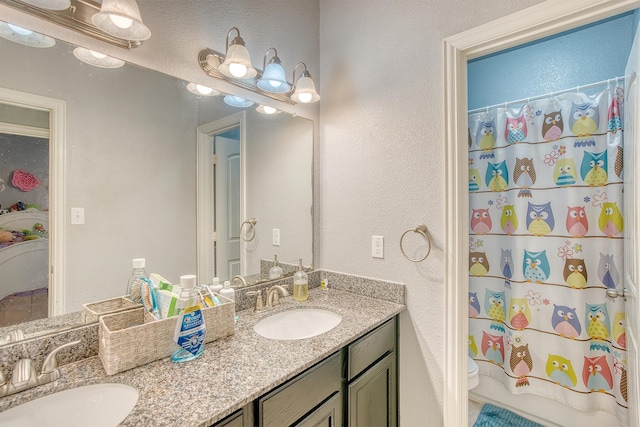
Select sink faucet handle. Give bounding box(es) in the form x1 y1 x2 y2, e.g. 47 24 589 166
246 290 266 312
10 359 38 391
41 340 81 374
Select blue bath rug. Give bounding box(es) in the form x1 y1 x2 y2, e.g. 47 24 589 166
473 403 543 427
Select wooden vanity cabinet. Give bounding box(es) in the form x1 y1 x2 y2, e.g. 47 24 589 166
210 316 397 427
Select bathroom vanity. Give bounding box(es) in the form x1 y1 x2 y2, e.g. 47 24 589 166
0 282 405 427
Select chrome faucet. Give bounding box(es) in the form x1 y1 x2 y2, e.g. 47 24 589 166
231 275 248 287
266 285 289 308
0 339 80 397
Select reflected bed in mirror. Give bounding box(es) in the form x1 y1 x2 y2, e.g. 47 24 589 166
0 28 313 342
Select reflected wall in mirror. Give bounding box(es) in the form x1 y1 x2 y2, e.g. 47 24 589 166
0 29 313 342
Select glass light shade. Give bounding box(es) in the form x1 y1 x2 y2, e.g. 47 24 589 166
256 105 281 115
20 0 70 10
73 47 125 68
219 44 257 79
257 62 291 93
92 0 151 42
291 76 320 103
0 22 55 48
186 83 220 97
224 95 254 108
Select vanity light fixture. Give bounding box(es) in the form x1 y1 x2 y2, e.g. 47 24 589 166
20 0 70 10
291 62 320 104
91 0 151 42
256 104 281 115
73 47 125 68
218 27 257 80
224 95 254 108
186 83 220 97
0 21 55 47
256 48 291 93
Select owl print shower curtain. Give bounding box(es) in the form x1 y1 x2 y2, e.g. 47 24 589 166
468 85 627 422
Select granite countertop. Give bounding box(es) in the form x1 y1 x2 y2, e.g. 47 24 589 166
0 286 405 427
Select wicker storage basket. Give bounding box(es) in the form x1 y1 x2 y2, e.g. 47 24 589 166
98 295 235 375
82 297 142 323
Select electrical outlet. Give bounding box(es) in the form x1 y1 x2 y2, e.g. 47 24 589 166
70 207 85 225
372 235 384 258
273 228 281 246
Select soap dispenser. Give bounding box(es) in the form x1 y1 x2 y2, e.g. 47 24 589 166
293 259 308 301
269 255 283 279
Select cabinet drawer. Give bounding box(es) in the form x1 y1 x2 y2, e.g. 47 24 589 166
259 351 342 426
347 318 396 380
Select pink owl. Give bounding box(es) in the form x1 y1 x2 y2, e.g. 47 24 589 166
582 355 613 392
505 115 527 144
481 331 504 366
566 206 588 238
471 208 492 235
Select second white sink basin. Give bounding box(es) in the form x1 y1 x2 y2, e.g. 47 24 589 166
254 308 342 340
0 383 138 427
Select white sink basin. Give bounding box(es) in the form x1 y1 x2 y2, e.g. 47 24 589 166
254 308 342 340
0 383 138 427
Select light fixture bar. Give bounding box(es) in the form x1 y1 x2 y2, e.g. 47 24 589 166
198 48 296 105
0 0 142 48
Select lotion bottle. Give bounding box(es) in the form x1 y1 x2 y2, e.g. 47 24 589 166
209 277 223 294
220 280 236 301
269 255 283 279
293 259 308 301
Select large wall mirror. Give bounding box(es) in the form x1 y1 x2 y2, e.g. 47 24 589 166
0 28 313 341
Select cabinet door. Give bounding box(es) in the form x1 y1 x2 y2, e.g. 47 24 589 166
348 352 396 427
211 409 244 427
295 391 342 427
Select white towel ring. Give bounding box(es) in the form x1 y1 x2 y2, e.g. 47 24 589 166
400 224 431 263
240 218 257 242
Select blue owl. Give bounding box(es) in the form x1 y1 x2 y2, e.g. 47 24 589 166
523 249 550 283
570 101 599 137
585 303 610 341
485 160 509 192
526 202 555 236
500 248 513 279
551 304 581 339
580 150 608 186
469 292 481 318
476 118 496 151
484 290 506 323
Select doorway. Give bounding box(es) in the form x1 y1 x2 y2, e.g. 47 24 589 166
443 1 640 426
0 88 65 319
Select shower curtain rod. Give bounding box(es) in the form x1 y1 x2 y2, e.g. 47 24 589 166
468 75 626 114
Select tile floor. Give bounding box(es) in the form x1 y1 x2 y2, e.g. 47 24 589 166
0 288 48 327
469 399 484 426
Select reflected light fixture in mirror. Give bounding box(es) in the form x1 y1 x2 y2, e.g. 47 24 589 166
73 47 125 68
219 27 257 80
291 62 320 104
91 0 151 41
257 48 291 93
256 104 281 115
0 21 55 47
20 0 69 10
224 95 254 108
186 82 220 97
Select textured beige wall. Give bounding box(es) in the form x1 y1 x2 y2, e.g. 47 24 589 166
318 1 544 424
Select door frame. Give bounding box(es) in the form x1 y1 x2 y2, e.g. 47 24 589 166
443 0 640 425
196 111 246 283
0 87 66 316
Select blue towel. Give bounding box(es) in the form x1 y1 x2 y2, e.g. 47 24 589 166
473 403 543 427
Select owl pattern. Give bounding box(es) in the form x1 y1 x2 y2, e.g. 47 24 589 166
523 249 550 283
582 355 613 392
505 114 528 144
471 208 492 235
510 343 533 387
468 88 625 403
526 202 554 236
542 110 563 141
565 206 588 238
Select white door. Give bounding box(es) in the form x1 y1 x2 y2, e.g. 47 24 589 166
624 25 640 426
214 134 241 280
